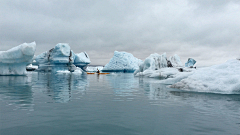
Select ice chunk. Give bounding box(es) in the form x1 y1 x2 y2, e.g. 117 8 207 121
102 51 143 73
74 52 91 70
86 66 104 72
169 54 183 67
170 59 240 94
51 43 74 64
26 64 38 71
138 53 168 73
185 58 196 67
0 42 36 75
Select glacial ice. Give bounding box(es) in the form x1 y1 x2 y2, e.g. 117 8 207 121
74 52 91 70
185 58 196 67
0 42 36 75
169 54 183 67
34 43 90 72
169 59 240 93
102 51 143 72
134 53 186 78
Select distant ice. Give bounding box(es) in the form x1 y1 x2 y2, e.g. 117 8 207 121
102 51 142 72
185 58 196 67
0 42 36 75
86 66 104 72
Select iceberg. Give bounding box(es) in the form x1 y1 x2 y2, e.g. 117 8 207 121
134 53 187 78
0 42 36 75
185 58 196 67
34 43 90 72
74 52 91 71
169 54 183 67
169 59 240 93
102 51 143 73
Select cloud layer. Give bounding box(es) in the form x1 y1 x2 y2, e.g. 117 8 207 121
1 0 239 66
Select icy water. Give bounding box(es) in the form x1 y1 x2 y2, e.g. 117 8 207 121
0 72 240 135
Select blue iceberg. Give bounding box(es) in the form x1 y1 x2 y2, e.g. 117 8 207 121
185 58 196 67
34 43 90 72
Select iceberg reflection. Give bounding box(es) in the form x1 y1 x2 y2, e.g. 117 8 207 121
36 72 88 103
105 73 139 97
0 75 34 110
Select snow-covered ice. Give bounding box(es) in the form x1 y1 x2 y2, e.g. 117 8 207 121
134 53 186 78
185 58 196 67
0 42 36 75
169 54 183 67
102 51 142 72
169 59 240 94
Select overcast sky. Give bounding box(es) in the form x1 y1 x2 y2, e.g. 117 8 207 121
1 0 239 66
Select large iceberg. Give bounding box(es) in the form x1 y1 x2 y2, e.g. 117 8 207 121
34 43 90 72
0 42 36 75
169 59 240 93
102 51 143 73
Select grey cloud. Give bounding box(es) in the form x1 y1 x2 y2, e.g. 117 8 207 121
0 0 239 66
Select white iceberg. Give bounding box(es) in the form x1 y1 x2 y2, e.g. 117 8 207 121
34 43 90 72
169 59 240 94
0 42 36 75
168 54 183 67
134 53 187 78
102 51 143 73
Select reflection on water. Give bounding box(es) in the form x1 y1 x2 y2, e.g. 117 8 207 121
0 74 34 110
36 72 88 103
0 73 240 135
104 73 139 97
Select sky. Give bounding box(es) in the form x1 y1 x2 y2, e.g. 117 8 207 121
0 0 240 66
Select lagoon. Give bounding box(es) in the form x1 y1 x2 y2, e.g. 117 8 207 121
0 72 239 135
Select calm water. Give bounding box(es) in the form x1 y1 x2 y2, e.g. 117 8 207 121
0 72 240 135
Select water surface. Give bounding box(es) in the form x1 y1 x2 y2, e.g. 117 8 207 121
0 72 240 135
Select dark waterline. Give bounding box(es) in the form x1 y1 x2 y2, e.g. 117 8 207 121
0 72 240 135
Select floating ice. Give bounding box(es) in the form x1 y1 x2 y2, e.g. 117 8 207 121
169 59 240 93
86 66 104 72
74 52 91 70
185 58 196 67
0 42 36 75
34 43 90 72
102 51 142 73
169 54 183 67
134 53 185 78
